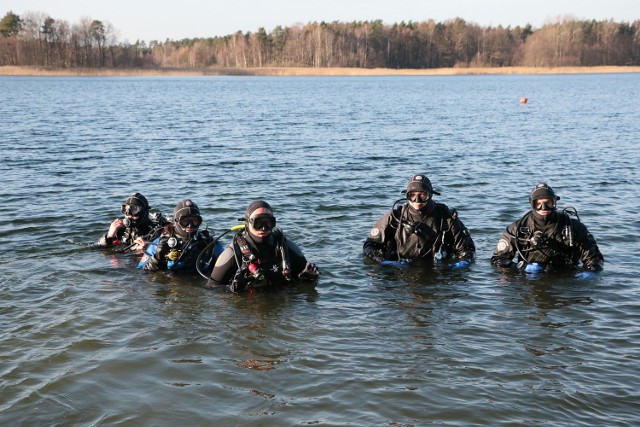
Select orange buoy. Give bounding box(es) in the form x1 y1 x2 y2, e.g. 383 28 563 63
519 97 528 104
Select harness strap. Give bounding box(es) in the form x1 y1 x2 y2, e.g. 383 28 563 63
229 230 289 291
392 203 453 259
276 234 292 281
514 213 574 264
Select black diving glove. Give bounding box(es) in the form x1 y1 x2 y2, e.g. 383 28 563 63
298 262 320 281
365 249 385 263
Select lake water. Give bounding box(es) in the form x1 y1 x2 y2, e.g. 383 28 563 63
1 73 639 426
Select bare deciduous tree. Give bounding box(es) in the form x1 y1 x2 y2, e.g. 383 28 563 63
1 11 639 69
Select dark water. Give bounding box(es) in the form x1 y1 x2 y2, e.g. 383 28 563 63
1 74 639 426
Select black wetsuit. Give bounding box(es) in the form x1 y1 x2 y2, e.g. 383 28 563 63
141 228 213 272
208 228 316 292
363 201 475 263
491 211 604 272
97 216 161 249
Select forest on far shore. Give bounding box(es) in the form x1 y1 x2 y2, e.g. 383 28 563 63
1 10 639 70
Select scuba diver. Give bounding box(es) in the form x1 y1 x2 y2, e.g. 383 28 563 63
97 192 164 252
207 200 319 293
363 174 476 269
138 199 222 272
491 183 604 279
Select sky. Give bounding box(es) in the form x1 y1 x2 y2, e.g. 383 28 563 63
2 0 638 43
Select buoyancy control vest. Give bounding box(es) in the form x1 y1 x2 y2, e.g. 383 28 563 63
138 229 213 271
228 228 292 292
390 202 459 260
512 210 577 266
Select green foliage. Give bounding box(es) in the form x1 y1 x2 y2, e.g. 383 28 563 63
0 11 22 37
89 20 105 42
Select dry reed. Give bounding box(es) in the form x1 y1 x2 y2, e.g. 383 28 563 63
2 65 639 77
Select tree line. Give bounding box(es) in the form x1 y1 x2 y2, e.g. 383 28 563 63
2 10 639 69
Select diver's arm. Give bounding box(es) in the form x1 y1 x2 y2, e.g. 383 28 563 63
207 246 237 287
450 214 476 263
573 220 604 272
491 223 519 269
363 210 394 261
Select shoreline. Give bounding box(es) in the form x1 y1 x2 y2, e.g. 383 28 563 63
1 65 639 77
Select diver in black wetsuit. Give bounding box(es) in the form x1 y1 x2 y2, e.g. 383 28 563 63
97 192 163 252
491 183 604 278
363 174 475 269
207 200 319 293
139 199 218 272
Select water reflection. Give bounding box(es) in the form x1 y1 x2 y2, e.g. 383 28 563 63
366 261 469 286
493 271 596 362
496 272 594 313
98 251 144 270
365 263 471 338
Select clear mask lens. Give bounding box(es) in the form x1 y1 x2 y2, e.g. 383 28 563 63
122 203 143 216
179 215 202 228
251 216 276 231
407 192 430 203
534 200 556 211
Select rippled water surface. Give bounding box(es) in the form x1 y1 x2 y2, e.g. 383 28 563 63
1 74 639 425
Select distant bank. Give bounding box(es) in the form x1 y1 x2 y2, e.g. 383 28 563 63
1 65 640 77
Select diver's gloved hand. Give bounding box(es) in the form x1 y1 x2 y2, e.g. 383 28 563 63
524 262 543 273
298 262 320 280
450 260 470 270
370 254 384 263
363 248 383 263
166 249 181 261
575 271 598 280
